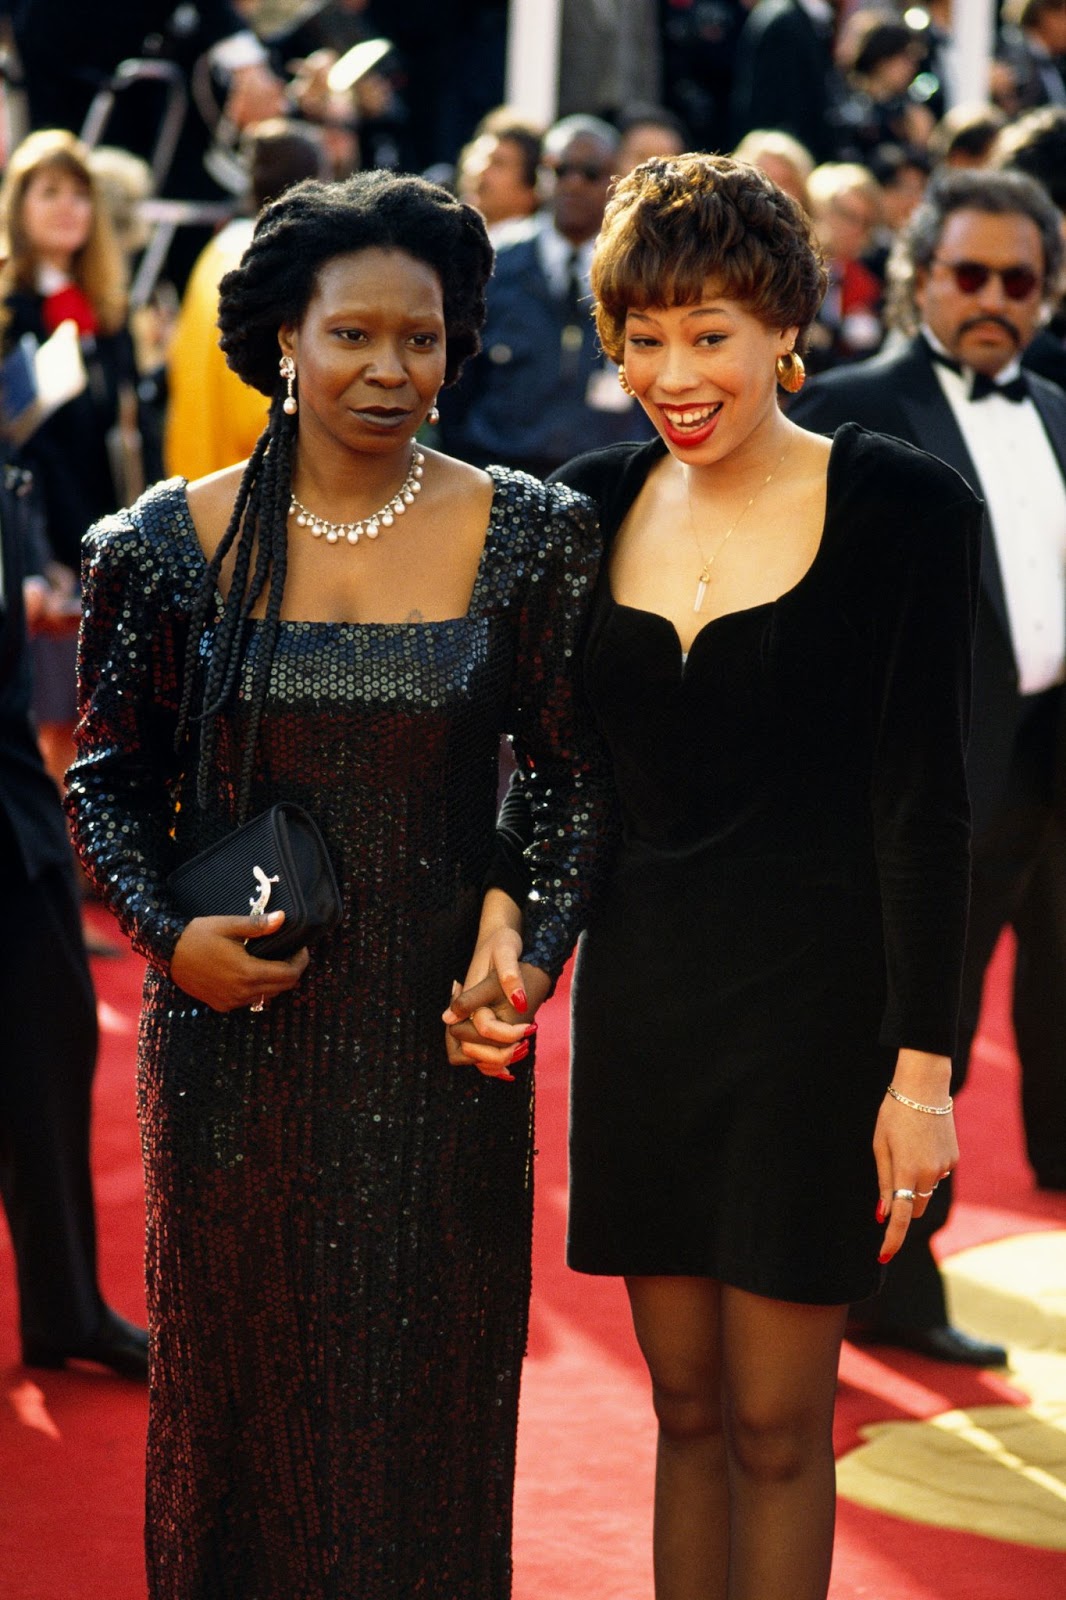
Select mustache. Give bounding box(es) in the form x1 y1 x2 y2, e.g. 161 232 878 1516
957 314 1021 345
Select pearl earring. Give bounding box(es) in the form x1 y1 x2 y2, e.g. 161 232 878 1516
428 397 440 426
280 354 298 416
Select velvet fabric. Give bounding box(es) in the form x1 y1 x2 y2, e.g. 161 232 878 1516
551 423 981 1304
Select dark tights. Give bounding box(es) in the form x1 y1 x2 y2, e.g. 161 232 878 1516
626 1276 848 1600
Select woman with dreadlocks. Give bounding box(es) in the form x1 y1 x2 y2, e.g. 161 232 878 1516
65 170 610 1599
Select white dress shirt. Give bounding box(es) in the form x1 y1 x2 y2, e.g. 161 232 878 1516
924 329 1066 695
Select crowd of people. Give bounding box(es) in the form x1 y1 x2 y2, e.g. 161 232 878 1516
1 3 1065 1599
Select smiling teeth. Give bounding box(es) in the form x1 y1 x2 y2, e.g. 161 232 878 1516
664 405 721 425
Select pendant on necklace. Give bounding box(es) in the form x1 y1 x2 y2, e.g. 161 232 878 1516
694 568 711 613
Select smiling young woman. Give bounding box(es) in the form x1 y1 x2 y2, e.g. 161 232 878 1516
65 170 613 1600
449 152 983 1600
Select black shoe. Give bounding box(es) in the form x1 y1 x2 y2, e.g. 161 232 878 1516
22 1307 148 1381
858 1322 1007 1367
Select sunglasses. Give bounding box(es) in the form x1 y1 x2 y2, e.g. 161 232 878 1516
551 162 610 182
932 258 1041 300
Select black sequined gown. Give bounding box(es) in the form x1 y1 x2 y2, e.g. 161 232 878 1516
66 470 609 1600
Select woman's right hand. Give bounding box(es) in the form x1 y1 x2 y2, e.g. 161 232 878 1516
170 911 309 1012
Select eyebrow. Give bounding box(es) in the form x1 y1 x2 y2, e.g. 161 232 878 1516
628 305 734 323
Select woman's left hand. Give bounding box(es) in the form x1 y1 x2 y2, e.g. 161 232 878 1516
443 921 549 1080
872 1049 959 1262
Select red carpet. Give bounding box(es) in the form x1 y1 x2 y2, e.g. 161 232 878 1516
1 916 1064 1599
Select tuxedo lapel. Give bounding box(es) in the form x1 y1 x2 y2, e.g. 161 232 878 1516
893 338 1011 637
1030 380 1066 478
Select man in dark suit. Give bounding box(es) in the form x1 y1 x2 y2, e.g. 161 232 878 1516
730 0 844 164
438 114 650 476
0 458 147 1379
790 167 1066 1365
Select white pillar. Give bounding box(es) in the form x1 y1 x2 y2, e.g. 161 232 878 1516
950 0 997 106
505 0 562 128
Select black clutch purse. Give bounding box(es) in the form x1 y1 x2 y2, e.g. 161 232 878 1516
166 802 343 960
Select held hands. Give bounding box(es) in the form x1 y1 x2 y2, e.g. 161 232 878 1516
442 919 550 1081
873 1048 959 1263
170 911 309 1013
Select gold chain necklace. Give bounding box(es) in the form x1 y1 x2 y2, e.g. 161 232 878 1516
289 447 425 545
687 438 794 612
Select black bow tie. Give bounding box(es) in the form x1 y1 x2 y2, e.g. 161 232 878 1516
929 348 1028 403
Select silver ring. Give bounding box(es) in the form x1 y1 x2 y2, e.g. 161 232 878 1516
250 996 266 1013
892 1188 916 1203
916 1188 935 1198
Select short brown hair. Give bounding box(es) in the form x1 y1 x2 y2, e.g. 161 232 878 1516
591 153 827 361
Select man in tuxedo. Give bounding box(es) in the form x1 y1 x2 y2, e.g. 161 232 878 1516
730 0 844 164
790 167 1066 1365
0 459 147 1379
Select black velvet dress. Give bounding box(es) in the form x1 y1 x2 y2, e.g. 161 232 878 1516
552 424 981 1305
66 469 612 1599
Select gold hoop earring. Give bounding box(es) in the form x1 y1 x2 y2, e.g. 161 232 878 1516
279 354 298 415
618 367 635 397
775 350 806 393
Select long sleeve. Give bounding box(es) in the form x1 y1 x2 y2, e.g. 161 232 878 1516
65 490 197 969
502 480 620 980
870 491 982 1056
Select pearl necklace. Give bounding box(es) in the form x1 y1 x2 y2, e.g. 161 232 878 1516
289 448 425 545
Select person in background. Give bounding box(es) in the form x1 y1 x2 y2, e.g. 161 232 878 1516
805 160 885 370
8 0 286 292
731 0 845 165
791 169 1066 1341
437 114 650 478
165 117 329 480
926 102 1008 169
455 112 543 240
834 8 934 163
614 102 688 176
999 0 1066 112
0 128 138 799
865 142 932 285
993 104 1066 389
0 449 147 1381
733 127 816 212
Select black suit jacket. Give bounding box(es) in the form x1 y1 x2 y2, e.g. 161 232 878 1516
789 334 1066 833
0 466 74 884
730 0 840 162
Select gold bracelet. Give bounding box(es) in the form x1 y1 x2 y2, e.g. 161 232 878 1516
886 1083 954 1116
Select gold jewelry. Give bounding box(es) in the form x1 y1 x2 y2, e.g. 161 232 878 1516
775 349 806 393
618 366 636 397
289 447 425 545
687 438 793 613
279 353 298 415
885 1083 954 1116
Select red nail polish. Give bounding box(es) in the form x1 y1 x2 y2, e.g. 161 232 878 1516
512 988 528 1013
522 1023 538 1037
875 1201 887 1223
499 1070 515 1083
878 1251 891 1264
511 1040 530 1063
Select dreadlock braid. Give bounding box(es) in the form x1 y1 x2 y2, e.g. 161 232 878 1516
174 398 295 820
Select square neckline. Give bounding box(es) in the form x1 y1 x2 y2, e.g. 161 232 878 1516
605 429 840 671
169 465 520 629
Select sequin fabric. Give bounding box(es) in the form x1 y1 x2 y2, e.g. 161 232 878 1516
66 468 611 1599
